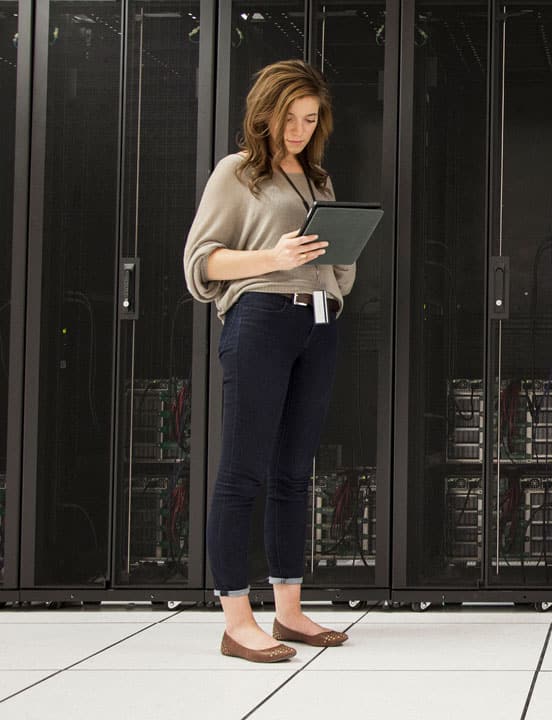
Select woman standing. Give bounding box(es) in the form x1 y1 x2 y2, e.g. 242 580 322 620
184 60 354 662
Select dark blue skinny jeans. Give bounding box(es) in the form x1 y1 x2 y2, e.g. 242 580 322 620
207 292 338 596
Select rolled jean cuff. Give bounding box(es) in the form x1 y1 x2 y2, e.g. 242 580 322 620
268 576 303 585
214 585 250 598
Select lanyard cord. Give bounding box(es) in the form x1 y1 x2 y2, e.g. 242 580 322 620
278 167 316 211
278 166 323 290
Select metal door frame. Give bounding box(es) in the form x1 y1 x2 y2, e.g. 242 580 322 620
2 0 34 595
19 0 51 589
392 0 494 594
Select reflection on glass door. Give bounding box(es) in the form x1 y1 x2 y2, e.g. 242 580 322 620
227 2 305 149
489 3 552 585
115 3 200 586
0 2 19 584
403 2 488 587
306 1 388 587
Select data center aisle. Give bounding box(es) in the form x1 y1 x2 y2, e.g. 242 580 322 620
0 603 551 719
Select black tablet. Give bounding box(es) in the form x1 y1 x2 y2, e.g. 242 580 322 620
298 201 384 265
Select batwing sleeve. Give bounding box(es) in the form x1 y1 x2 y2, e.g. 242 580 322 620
183 156 243 302
333 263 356 296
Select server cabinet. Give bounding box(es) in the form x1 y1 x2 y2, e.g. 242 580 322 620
206 0 397 601
393 0 552 607
0 0 32 599
18 0 211 600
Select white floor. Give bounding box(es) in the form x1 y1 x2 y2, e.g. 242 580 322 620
0 601 551 719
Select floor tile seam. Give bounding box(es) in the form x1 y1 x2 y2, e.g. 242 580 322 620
0 622 159 626
0 619 536 623
0 617 362 624
302 667 540 672
65 667 300 672
300 666 536 675
355 620 552 624
520 623 552 720
0 669 60 673
0 613 198 620
0 608 183 705
353 623 551 627
0 667 540 674
62 667 541 673
239 602 382 719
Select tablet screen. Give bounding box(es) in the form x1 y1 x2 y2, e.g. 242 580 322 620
299 201 384 265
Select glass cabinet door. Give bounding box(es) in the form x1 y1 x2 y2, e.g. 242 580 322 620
114 2 203 587
488 2 552 586
22 1 122 586
305 1 391 588
396 1 488 588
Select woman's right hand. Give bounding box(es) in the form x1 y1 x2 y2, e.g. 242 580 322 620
269 230 329 271
205 231 329 282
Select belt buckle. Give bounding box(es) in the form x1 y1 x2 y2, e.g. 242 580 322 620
292 293 309 307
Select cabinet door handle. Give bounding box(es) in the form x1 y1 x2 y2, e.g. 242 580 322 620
490 256 509 320
120 257 140 320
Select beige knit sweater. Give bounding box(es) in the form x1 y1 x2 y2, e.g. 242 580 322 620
183 153 356 321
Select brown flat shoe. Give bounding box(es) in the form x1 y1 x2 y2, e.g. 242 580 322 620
220 631 296 663
273 618 348 647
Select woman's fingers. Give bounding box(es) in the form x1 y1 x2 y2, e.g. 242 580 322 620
273 230 328 269
295 235 328 260
298 246 326 263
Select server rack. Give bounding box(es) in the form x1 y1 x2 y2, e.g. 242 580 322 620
3 0 550 612
3 0 214 605
392 0 552 612
1 0 397 608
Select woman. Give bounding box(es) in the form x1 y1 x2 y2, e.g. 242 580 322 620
184 59 355 663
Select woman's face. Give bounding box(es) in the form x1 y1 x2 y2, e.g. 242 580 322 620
269 95 320 159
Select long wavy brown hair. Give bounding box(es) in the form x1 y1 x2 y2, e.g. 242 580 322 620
236 60 333 195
